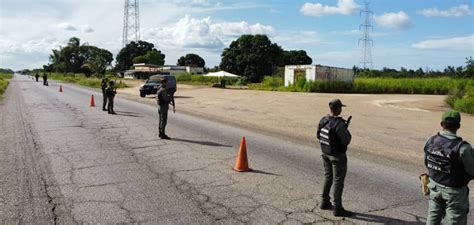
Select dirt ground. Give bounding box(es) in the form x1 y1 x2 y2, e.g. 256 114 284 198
118 79 474 165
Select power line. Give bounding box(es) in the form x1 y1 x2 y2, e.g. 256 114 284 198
123 0 141 47
359 0 374 69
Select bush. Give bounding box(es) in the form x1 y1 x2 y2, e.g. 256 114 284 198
49 73 128 89
0 73 13 97
175 73 241 86
446 83 474 115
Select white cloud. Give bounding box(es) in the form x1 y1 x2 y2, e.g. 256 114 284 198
420 4 474 17
57 22 78 31
0 36 64 57
143 15 276 51
82 25 94 33
411 35 474 51
374 11 412 30
57 22 95 33
300 0 360 17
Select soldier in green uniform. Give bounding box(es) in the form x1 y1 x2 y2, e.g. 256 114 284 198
317 99 353 217
424 110 473 225
157 79 173 139
106 81 116 114
101 78 108 111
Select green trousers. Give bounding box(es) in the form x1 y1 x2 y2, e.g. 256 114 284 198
158 104 169 135
321 153 347 207
427 180 469 225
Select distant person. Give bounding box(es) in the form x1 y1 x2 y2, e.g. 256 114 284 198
101 78 108 111
424 110 473 225
317 99 353 217
157 79 173 139
35 73 39 82
105 81 116 114
42 73 48 86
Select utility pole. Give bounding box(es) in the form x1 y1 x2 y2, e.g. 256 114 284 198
123 0 140 47
359 0 373 69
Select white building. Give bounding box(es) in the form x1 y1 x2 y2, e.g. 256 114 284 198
124 64 204 79
284 65 354 86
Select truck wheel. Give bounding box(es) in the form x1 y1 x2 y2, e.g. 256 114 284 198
140 93 146 98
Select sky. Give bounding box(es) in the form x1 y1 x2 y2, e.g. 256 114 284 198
0 0 473 71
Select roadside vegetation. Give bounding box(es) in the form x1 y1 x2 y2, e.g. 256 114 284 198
249 76 472 95
446 83 474 114
48 73 128 89
175 73 243 86
0 72 14 98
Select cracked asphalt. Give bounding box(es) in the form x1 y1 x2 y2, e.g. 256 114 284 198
1 74 473 224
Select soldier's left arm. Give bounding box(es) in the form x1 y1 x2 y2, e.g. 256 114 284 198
459 143 474 177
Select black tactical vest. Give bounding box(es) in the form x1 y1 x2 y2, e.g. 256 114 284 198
317 116 347 156
424 133 470 187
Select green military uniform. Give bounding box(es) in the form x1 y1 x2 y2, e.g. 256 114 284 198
425 111 474 225
105 81 116 114
157 84 171 139
317 99 353 217
101 78 108 111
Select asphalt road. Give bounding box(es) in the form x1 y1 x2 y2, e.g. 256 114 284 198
1 74 472 224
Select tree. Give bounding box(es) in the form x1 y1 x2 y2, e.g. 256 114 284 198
282 50 312 66
49 37 88 73
465 57 474 78
115 41 165 71
177 53 205 67
48 37 113 76
82 46 113 77
220 34 284 82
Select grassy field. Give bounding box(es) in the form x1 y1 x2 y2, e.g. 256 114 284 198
0 73 14 98
49 73 128 89
249 76 474 114
446 83 474 114
175 73 242 86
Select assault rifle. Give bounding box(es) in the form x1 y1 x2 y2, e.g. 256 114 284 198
171 93 176 113
346 116 352 128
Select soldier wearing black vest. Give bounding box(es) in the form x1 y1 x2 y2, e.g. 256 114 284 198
105 81 116 114
101 78 108 111
424 110 473 225
42 73 48 86
317 99 353 217
157 79 173 139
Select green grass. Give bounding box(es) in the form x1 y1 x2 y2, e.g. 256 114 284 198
250 76 473 95
0 73 14 98
175 73 242 86
249 76 474 114
446 83 474 115
49 73 128 89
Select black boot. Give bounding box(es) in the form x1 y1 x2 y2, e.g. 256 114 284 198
161 134 171 140
320 201 332 210
334 206 353 217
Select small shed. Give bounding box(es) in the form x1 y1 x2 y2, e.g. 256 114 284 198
284 65 354 86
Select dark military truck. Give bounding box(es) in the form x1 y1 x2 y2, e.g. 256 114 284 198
139 75 177 98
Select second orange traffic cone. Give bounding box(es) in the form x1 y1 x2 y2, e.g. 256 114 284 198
90 95 96 107
234 136 251 172
59 85 63 92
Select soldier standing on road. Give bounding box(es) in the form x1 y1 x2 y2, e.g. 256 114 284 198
101 78 108 111
157 79 173 139
35 73 39 82
106 81 116 114
42 73 48 86
424 110 473 225
317 99 353 217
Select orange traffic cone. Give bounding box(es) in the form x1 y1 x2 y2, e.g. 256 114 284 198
234 136 251 172
90 95 96 107
59 85 63 92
